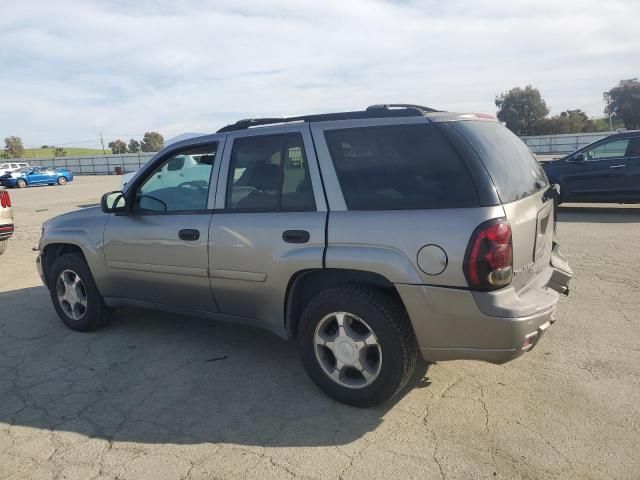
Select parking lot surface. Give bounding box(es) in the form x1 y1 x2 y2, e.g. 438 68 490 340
1 176 639 480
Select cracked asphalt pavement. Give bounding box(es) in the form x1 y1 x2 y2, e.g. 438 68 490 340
1 176 639 479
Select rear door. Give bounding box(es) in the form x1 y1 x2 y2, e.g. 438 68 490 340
622 137 640 201
210 124 326 328
451 120 553 291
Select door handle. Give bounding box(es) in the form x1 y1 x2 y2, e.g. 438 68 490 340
609 164 626 169
179 229 200 241
282 230 310 244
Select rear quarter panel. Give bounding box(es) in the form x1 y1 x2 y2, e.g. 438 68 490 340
310 116 506 287
326 207 505 286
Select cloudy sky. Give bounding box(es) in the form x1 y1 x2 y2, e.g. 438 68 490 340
1 0 638 148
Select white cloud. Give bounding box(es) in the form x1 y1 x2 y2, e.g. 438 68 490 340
0 0 638 147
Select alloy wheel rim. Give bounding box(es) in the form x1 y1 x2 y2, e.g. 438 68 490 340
56 269 88 320
313 311 382 389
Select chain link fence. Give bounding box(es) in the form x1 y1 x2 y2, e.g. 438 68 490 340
22 152 157 175
521 131 627 154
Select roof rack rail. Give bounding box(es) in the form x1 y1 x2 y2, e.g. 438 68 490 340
366 104 442 113
217 118 292 133
216 105 430 133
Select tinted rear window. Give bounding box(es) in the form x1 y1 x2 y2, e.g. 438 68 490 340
324 124 478 210
452 121 548 203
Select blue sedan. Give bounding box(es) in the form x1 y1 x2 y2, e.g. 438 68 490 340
0 167 74 188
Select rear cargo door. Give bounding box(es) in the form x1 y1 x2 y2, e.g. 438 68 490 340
451 120 553 290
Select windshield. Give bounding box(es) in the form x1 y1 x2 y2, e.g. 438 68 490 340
16 167 31 173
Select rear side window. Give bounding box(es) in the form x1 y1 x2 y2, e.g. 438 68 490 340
324 124 478 210
452 121 548 203
226 133 316 211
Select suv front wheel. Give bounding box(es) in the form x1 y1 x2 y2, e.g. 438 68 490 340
48 252 113 331
298 286 417 407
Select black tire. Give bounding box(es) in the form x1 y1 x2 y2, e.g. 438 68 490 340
0 240 7 255
16 179 27 188
48 252 112 331
298 286 418 408
57 176 67 185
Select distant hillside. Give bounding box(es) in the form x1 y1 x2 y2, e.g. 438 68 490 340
11 147 110 159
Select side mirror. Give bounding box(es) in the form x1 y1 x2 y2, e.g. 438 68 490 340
101 191 127 213
569 153 586 163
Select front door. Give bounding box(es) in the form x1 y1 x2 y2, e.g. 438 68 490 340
103 140 223 312
28 168 49 185
210 125 327 328
564 138 632 202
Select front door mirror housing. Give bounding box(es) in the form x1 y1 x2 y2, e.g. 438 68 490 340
101 191 127 213
569 152 586 163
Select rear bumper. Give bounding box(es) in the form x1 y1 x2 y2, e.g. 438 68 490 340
397 244 573 364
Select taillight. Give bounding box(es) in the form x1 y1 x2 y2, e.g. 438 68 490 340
0 191 10 208
463 218 513 291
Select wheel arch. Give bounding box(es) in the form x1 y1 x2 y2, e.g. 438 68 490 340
285 268 406 338
42 243 87 285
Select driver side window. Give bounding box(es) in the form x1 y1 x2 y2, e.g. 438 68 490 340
584 139 629 161
134 143 218 212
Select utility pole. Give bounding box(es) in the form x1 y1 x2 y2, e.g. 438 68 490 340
603 93 613 132
100 131 105 154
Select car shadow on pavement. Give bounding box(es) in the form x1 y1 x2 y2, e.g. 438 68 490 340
557 205 640 223
0 286 430 447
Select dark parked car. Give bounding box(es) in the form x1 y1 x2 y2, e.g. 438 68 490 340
542 132 640 204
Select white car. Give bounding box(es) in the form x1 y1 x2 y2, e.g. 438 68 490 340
0 161 29 175
120 153 213 190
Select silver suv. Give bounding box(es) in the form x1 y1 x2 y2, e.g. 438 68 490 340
36 105 572 407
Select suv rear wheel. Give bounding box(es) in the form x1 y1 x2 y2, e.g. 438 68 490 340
0 240 7 255
48 252 112 331
298 286 417 407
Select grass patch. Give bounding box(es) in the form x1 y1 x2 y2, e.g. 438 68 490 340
16 147 110 159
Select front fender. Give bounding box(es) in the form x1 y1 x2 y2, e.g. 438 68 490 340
40 209 109 293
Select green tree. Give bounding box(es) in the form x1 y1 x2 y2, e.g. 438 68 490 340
590 117 625 132
140 131 164 152
108 139 127 154
536 109 593 134
53 147 67 157
127 139 141 153
4 136 25 158
605 79 640 130
495 86 549 135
